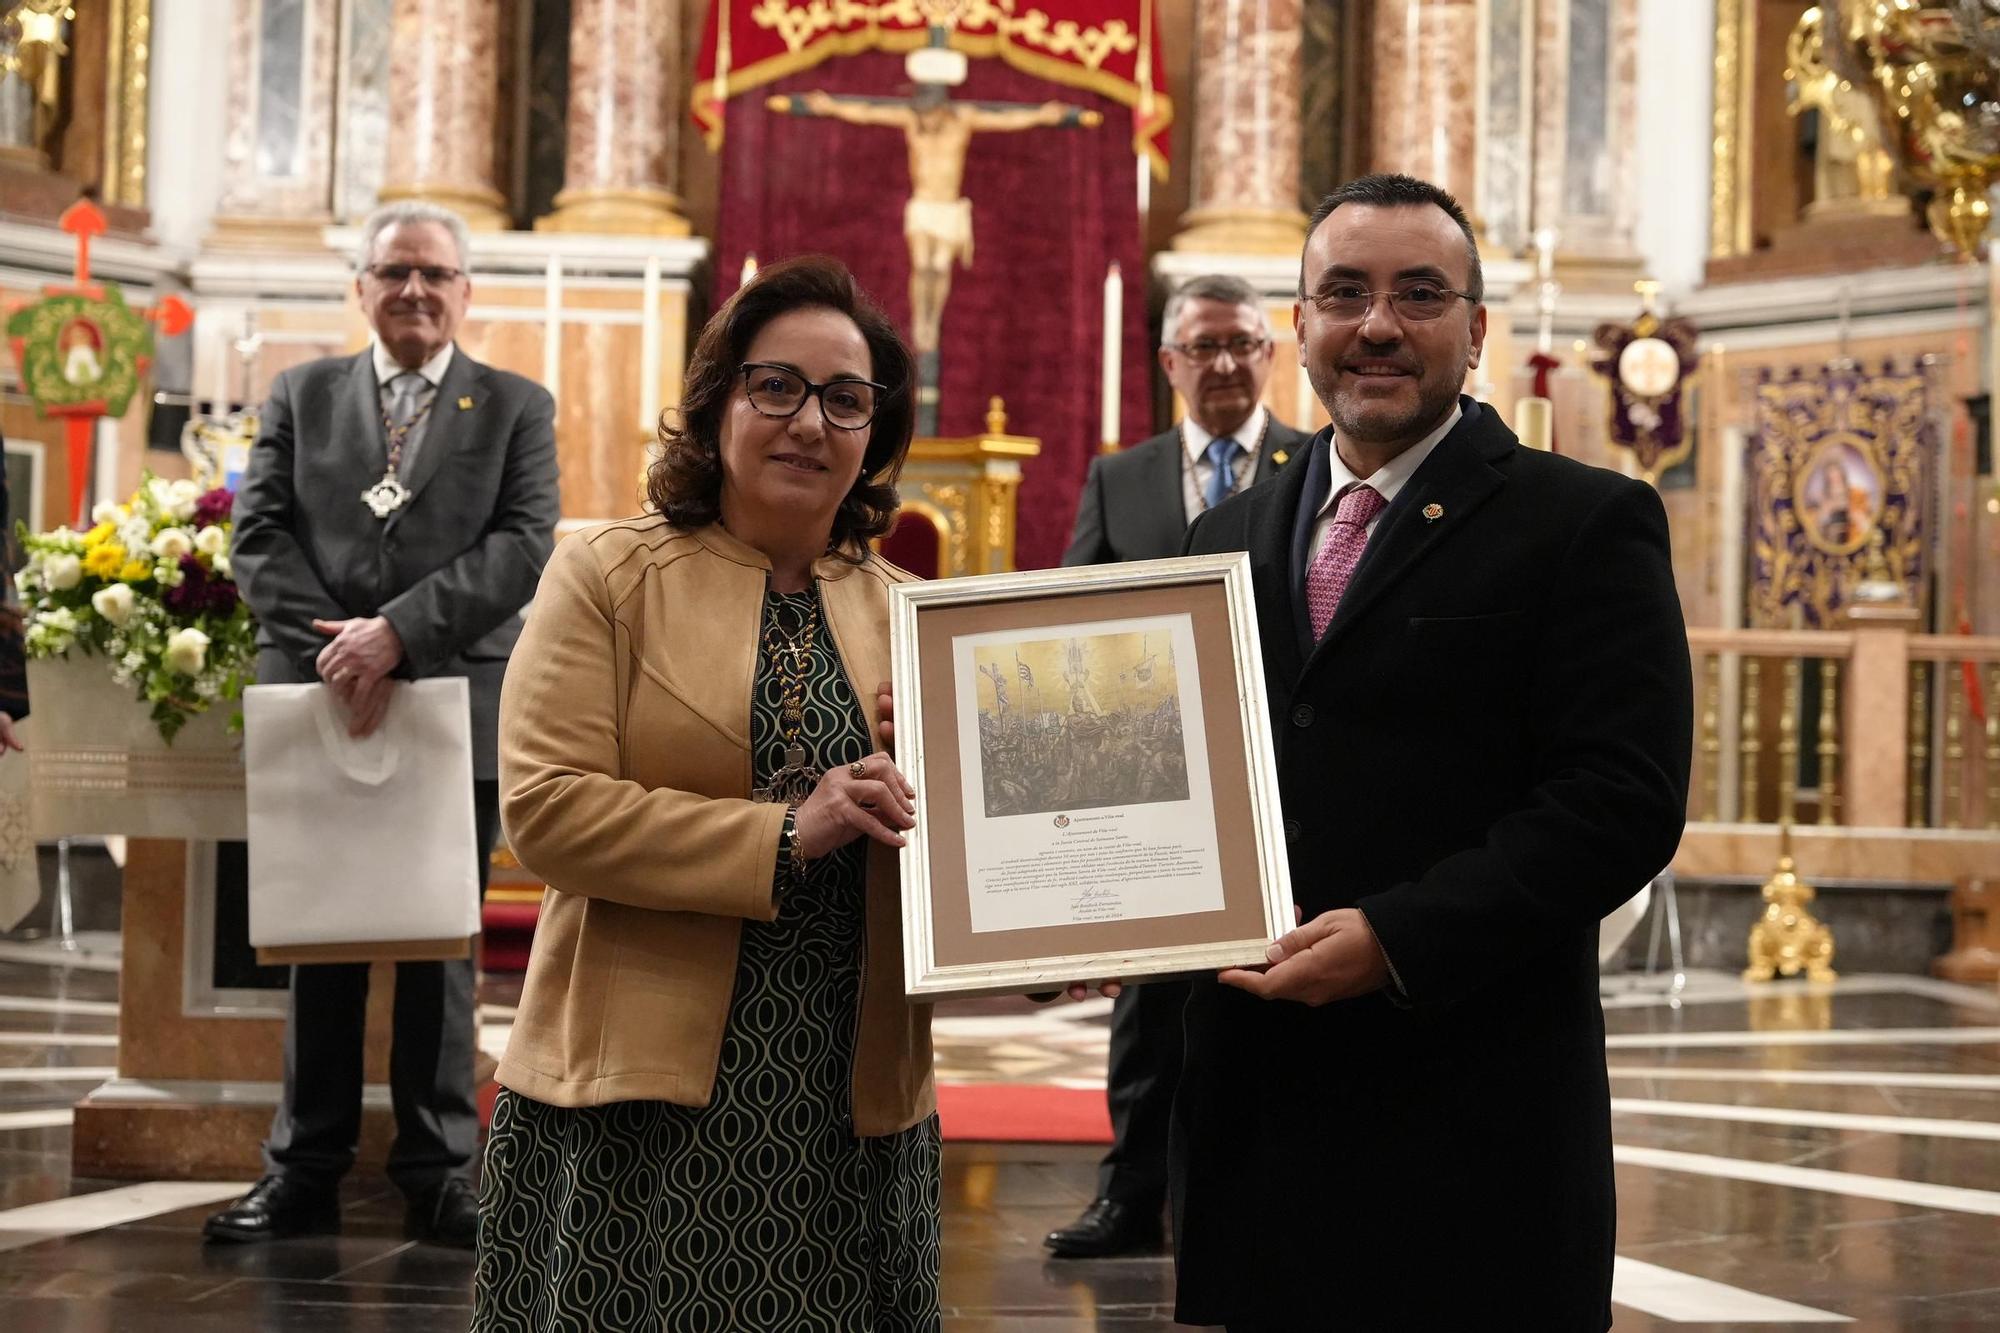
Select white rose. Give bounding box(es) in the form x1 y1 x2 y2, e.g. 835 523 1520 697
91 501 123 525
167 479 201 520
146 477 176 511
194 526 228 557
150 528 194 560
90 583 135 627
164 628 210 676
43 553 82 591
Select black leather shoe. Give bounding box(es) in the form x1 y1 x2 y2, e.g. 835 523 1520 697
1043 1196 1164 1258
405 1177 478 1249
202 1175 341 1243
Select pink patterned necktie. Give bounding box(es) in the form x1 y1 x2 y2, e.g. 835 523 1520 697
1306 483 1387 639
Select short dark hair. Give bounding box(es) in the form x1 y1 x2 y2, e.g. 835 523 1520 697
646 254 916 556
1298 173 1484 305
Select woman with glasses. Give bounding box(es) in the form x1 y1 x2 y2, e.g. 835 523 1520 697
475 255 939 1331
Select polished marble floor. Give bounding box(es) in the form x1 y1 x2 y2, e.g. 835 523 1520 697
1 939 1998 1329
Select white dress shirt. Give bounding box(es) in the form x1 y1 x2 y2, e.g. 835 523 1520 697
371 340 455 476
1307 404 1462 565
1181 404 1267 525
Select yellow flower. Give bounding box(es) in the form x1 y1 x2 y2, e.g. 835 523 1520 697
118 560 152 583
83 543 128 578
83 522 116 548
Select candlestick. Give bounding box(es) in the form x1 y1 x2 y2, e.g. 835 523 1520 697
640 256 661 439
1101 262 1122 449
1517 396 1554 451
544 256 563 407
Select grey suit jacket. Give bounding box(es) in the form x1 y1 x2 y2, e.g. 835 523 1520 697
1061 417 1308 567
231 347 561 779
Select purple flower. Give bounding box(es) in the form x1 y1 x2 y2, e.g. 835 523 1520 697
162 555 209 614
192 487 234 530
162 553 241 618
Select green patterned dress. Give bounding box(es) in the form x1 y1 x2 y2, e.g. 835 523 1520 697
474 584 942 1333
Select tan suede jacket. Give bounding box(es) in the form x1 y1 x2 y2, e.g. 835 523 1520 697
494 517 934 1136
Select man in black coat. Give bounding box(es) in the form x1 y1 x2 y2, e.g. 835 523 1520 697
1172 174 1691 1330
1048 275 1309 1258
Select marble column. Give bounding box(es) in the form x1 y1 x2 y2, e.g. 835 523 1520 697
539 0 689 235
1527 0 1641 279
1369 0 1482 230
376 0 509 230
210 0 341 244
1171 0 1307 254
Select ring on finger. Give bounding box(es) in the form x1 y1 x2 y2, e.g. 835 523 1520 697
848 759 869 779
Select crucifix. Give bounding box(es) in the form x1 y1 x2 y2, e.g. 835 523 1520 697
769 35 1101 432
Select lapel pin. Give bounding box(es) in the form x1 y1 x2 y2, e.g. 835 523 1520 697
1273 449 1290 467
457 396 475 410
1423 503 1444 523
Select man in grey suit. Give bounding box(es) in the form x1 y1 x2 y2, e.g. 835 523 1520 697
205 202 560 1248
1048 274 1309 1258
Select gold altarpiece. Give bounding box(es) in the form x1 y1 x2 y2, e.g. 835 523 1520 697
886 398 1039 578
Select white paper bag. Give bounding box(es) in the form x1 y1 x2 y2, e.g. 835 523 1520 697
245 678 479 955
0 724 39 933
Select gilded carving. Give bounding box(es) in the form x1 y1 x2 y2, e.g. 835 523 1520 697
1709 0 1743 257
923 481 971 575
1743 828 1837 983
749 0 1138 68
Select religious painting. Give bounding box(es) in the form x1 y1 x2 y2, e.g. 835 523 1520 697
1747 360 1933 628
1795 436 1884 554
57 316 104 387
891 555 1292 999
968 625 1193 820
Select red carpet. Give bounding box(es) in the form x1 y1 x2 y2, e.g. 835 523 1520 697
937 1083 1112 1144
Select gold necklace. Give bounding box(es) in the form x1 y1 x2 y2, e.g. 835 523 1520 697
751 591 822 804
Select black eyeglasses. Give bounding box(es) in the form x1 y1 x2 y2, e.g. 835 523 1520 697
1164 334 1272 365
365 263 466 287
1310 281 1477 324
740 363 885 430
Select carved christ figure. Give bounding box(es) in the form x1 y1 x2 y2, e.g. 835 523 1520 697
771 85 1102 356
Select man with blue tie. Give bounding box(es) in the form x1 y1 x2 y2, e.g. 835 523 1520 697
1050 274 1309 1258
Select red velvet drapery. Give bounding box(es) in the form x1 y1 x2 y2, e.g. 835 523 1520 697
714 52 1153 570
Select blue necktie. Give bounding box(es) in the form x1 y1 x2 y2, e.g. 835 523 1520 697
1203 437 1242 510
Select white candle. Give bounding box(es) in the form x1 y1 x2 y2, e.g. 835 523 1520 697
543 255 563 408
209 318 230 414
1101 262 1122 448
640 255 661 439
1517 396 1553 451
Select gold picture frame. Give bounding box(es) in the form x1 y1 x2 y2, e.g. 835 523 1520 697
889 553 1294 1000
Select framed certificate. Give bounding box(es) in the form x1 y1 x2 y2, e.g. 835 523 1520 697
889 553 1294 1000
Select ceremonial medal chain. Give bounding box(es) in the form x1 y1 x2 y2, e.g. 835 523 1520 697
751 592 823 805
362 390 437 519
1186 411 1274 513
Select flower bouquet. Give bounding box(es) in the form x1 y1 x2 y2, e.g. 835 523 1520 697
19 475 255 743
16 476 254 839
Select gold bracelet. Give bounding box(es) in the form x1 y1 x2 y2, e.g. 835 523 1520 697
784 805 810 882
